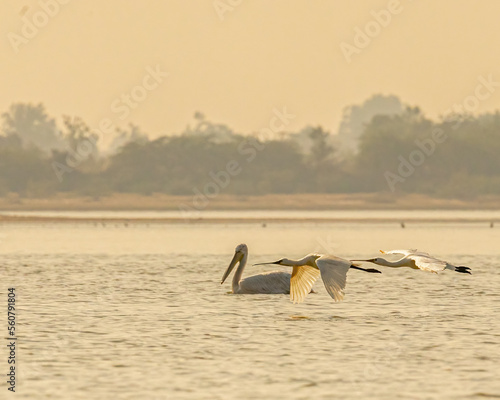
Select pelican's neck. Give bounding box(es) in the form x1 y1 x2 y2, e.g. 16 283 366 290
232 252 248 292
378 257 407 267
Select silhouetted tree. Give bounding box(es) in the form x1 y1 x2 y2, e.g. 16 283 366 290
2 103 62 153
337 94 404 153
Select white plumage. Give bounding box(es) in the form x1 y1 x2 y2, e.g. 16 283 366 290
353 249 472 274
221 244 291 294
255 253 381 303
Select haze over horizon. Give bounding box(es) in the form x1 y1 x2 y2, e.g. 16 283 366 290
2 0 500 139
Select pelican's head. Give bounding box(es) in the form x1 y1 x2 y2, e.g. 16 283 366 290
221 244 248 285
234 243 248 254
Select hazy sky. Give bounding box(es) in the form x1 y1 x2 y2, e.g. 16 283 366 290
2 0 500 139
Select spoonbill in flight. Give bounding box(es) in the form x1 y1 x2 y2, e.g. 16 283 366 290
353 249 471 274
221 244 291 294
254 253 381 303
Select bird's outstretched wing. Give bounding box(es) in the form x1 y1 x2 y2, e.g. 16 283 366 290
407 255 447 273
380 249 430 257
316 255 352 302
290 265 320 304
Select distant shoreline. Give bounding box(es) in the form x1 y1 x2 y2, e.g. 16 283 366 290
1 193 500 212
0 216 498 225
0 193 499 225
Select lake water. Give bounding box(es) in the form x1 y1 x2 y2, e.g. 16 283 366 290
1 214 499 399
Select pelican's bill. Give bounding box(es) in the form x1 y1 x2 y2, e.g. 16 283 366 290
221 252 240 284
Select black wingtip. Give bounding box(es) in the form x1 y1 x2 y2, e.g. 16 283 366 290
455 266 472 274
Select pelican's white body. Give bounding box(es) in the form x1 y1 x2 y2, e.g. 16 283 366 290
233 270 291 294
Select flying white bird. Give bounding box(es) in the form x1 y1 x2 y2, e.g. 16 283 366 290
254 253 381 303
221 244 291 294
353 249 472 274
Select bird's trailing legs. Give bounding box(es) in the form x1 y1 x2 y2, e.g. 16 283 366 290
350 265 382 274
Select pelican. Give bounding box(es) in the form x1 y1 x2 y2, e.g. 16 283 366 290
254 253 381 303
221 244 291 294
353 249 471 274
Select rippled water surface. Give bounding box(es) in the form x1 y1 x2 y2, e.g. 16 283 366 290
1 218 499 399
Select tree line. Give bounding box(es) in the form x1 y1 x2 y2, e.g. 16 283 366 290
1 101 499 199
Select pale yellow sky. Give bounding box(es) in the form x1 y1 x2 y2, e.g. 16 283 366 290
1 0 500 139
